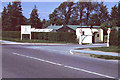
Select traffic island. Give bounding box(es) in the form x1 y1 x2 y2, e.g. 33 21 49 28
71 48 120 60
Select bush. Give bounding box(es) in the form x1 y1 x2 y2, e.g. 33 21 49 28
110 31 120 46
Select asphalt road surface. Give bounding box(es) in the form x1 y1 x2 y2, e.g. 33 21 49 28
2 44 119 79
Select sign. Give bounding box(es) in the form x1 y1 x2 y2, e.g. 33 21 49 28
107 28 111 34
21 25 31 40
21 25 31 34
79 28 82 33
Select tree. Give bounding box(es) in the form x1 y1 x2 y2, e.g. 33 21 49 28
49 2 74 25
111 5 118 20
75 2 86 25
99 2 109 24
101 4 119 29
84 2 95 26
29 5 42 28
11 1 25 30
44 20 51 28
89 13 100 26
2 6 8 30
4 2 13 30
2 7 7 22
117 1 120 27
42 19 47 28
2 1 26 31
88 2 101 26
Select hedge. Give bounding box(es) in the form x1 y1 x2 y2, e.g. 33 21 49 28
2 31 76 42
32 32 76 42
2 31 21 38
110 31 120 46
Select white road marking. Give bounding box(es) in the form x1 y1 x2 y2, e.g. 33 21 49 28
13 52 115 79
70 49 74 54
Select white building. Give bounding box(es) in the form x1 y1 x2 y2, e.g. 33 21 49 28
76 27 103 44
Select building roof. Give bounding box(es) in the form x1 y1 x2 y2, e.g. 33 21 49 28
66 25 80 30
45 25 101 30
66 25 101 30
45 26 63 30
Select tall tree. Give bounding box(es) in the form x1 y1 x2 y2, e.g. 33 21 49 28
118 1 120 27
42 19 47 28
11 1 24 30
49 2 74 25
111 5 118 20
76 2 86 25
2 1 26 31
84 2 94 26
29 5 42 28
109 5 118 28
2 6 8 30
99 2 109 24
89 2 101 26
5 2 13 30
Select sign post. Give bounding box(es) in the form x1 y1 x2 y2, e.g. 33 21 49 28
107 28 111 47
79 28 82 45
21 25 31 40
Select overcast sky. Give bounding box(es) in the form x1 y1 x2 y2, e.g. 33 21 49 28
1 1 119 20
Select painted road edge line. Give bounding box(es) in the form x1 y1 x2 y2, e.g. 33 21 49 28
12 52 116 79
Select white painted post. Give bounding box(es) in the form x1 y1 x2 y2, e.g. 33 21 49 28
21 34 22 40
30 33 31 40
107 28 111 47
79 28 82 45
79 34 82 45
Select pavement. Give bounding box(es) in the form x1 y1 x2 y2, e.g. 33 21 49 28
1 44 119 78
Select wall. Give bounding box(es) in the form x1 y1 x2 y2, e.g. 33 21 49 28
76 28 103 44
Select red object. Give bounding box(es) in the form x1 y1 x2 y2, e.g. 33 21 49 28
79 29 82 33
107 29 111 34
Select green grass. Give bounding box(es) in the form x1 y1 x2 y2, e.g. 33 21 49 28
90 46 120 53
90 54 120 60
104 35 107 43
2 37 77 44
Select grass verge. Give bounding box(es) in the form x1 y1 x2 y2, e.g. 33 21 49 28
90 54 120 60
90 46 120 53
2 37 77 44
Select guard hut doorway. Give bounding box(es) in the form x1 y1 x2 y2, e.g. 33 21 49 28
92 32 98 43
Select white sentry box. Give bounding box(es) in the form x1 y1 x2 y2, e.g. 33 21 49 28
21 25 31 40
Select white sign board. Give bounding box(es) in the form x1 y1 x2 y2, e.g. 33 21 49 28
21 25 31 40
21 25 31 34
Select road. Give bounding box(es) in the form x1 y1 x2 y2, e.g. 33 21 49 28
2 44 119 79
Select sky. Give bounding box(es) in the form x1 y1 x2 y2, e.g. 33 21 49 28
1 1 119 20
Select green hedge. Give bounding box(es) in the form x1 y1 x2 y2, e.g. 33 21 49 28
2 31 21 38
33 32 76 42
2 31 76 42
110 31 120 46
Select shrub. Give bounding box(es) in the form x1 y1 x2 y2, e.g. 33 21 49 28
110 31 119 46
